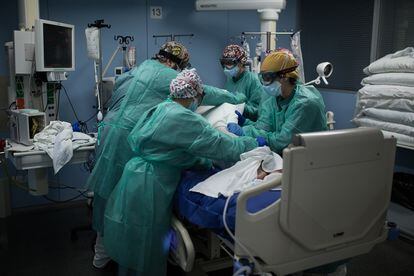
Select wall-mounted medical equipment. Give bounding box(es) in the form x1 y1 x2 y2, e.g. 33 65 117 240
238 30 296 73
9 109 46 146
35 19 75 76
5 17 75 131
1 0 95 202
196 0 286 56
305 62 333 86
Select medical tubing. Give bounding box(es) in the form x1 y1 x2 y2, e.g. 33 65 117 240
94 61 102 115
223 195 264 273
56 86 61 120
61 84 81 122
43 190 89 204
48 181 90 195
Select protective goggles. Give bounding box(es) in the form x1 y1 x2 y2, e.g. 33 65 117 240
258 71 279 85
220 57 239 68
259 65 299 85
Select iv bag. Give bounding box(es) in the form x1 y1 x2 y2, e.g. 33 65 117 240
85 27 100 61
126 46 136 68
291 31 305 83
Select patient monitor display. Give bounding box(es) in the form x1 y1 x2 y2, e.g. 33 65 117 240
35 19 75 72
43 23 72 68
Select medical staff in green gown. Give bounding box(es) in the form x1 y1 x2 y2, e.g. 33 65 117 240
221 44 268 121
103 69 264 275
227 49 327 154
87 42 249 268
91 67 139 269
95 67 137 157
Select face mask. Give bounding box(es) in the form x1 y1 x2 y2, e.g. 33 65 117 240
223 66 240 78
188 99 198 112
263 81 281 97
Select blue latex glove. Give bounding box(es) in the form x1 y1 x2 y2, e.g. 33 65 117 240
256 136 267 147
235 110 246 126
72 122 80 132
227 123 244 136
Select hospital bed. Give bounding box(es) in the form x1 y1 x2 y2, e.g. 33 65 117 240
171 127 397 275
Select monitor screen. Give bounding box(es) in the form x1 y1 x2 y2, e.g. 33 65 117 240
43 23 73 68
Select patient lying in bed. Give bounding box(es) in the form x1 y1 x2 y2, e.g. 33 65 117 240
190 147 283 198
174 111 283 231
175 171 282 232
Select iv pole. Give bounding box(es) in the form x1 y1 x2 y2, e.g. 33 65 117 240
87 19 111 122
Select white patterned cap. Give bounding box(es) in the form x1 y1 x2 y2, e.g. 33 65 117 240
170 68 203 99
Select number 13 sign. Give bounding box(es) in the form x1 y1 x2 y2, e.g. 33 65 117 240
150 6 163 19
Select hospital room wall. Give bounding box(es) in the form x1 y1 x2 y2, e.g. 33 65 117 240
320 89 414 174
0 0 299 209
0 2 18 138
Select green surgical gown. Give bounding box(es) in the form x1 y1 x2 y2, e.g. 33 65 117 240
243 84 327 153
225 70 268 121
103 99 258 275
87 59 248 234
96 67 137 157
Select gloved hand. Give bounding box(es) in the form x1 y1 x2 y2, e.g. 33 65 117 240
235 110 246 126
227 123 244 136
256 136 267 147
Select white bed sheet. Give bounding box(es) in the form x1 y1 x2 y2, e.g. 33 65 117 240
352 117 414 137
359 108 414 127
358 85 414 100
361 73 414 87
190 147 282 198
196 103 245 136
356 98 414 114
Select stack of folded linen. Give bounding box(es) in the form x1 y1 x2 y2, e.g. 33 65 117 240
353 47 414 146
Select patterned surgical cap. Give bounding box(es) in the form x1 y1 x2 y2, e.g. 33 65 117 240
170 68 203 99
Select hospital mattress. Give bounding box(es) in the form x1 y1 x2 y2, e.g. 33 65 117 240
174 169 281 232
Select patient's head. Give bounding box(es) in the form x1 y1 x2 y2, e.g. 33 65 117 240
257 156 282 180
257 165 269 180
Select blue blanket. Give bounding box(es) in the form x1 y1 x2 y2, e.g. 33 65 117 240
174 169 282 232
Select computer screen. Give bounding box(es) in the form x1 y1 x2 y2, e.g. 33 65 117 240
43 23 73 68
